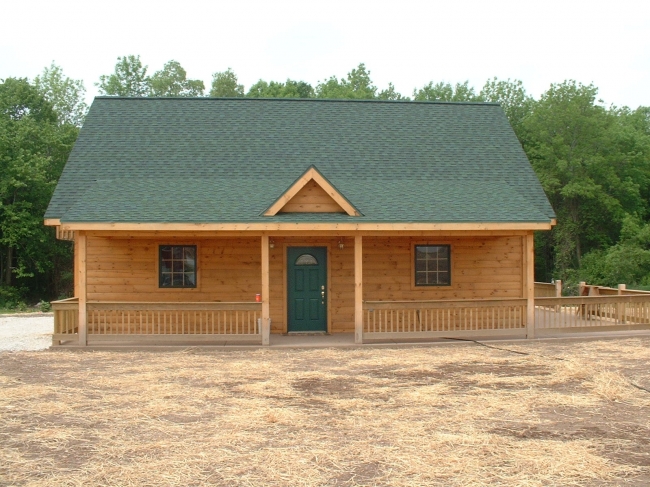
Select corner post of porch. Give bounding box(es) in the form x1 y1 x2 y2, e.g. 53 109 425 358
618 284 626 324
354 235 363 344
76 231 87 346
525 232 535 339
261 235 271 346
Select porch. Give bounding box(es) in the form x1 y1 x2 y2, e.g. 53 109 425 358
52 290 650 346
55 230 543 346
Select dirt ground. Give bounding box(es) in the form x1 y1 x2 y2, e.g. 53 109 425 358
1 337 649 486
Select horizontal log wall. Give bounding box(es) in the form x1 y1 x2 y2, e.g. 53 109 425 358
362 236 523 300
84 234 524 335
86 236 262 302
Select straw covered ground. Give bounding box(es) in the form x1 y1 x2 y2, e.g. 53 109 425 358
1 337 649 486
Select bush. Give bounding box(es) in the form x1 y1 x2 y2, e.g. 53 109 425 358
38 301 52 312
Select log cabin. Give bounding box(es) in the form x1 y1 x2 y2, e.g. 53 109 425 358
45 97 555 346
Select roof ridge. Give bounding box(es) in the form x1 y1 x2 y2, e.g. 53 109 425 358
92 96 500 106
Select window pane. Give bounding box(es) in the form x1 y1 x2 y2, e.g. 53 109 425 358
295 254 318 266
172 247 183 259
161 260 171 273
172 260 184 272
415 272 428 285
160 247 172 260
184 247 196 261
172 274 184 286
160 273 172 286
184 273 196 286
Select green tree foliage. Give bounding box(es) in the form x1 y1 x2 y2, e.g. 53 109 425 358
210 68 244 97
378 83 408 101
579 215 650 287
97 55 150 97
0 78 75 303
33 63 88 127
150 60 205 97
524 81 649 281
316 63 378 99
480 78 533 138
247 79 314 98
413 81 482 102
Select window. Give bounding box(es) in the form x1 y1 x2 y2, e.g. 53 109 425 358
159 245 197 288
415 245 450 286
295 254 318 266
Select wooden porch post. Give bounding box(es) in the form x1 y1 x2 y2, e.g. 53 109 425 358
525 232 535 338
261 235 270 345
76 231 87 346
354 235 363 344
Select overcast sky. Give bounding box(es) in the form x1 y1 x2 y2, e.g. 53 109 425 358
2 0 649 108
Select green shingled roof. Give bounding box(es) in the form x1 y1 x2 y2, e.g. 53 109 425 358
46 97 555 224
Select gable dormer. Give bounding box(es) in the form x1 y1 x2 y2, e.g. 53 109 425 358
264 166 361 216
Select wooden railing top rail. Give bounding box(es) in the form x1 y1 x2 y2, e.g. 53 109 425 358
592 286 650 296
534 282 555 288
536 295 650 305
364 298 527 310
87 301 262 311
51 297 79 304
52 298 80 311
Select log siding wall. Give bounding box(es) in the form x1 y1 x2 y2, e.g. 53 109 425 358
85 234 523 334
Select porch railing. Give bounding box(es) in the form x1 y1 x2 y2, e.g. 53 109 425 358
363 298 527 339
52 298 79 343
52 301 262 345
535 295 650 332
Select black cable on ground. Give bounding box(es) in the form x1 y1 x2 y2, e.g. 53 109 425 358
441 336 650 395
441 336 567 361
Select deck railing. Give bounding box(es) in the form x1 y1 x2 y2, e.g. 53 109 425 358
363 298 528 339
52 298 79 343
87 302 262 337
52 301 262 345
535 295 650 332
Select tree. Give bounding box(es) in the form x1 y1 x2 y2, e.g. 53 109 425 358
413 81 482 102
480 78 533 139
316 63 378 99
210 68 244 97
579 215 650 287
150 60 205 97
523 81 645 277
0 78 74 302
33 63 88 127
246 79 313 98
97 55 150 97
378 83 407 101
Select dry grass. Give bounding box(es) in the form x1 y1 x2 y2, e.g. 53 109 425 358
1 337 649 486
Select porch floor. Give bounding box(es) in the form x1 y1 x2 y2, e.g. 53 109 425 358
53 329 650 350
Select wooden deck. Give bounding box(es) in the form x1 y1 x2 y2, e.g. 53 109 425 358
52 294 650 346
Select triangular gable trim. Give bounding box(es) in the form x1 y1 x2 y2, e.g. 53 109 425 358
264 166 361 217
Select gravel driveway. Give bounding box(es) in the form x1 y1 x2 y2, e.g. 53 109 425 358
0 314 53 351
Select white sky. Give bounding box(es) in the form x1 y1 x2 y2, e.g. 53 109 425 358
1 0 649 107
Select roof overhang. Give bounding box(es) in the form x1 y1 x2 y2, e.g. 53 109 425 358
49 221 556 232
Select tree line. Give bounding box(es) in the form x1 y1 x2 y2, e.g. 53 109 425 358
1 56 649 307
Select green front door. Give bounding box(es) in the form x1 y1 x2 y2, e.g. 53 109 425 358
287 247 327 332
